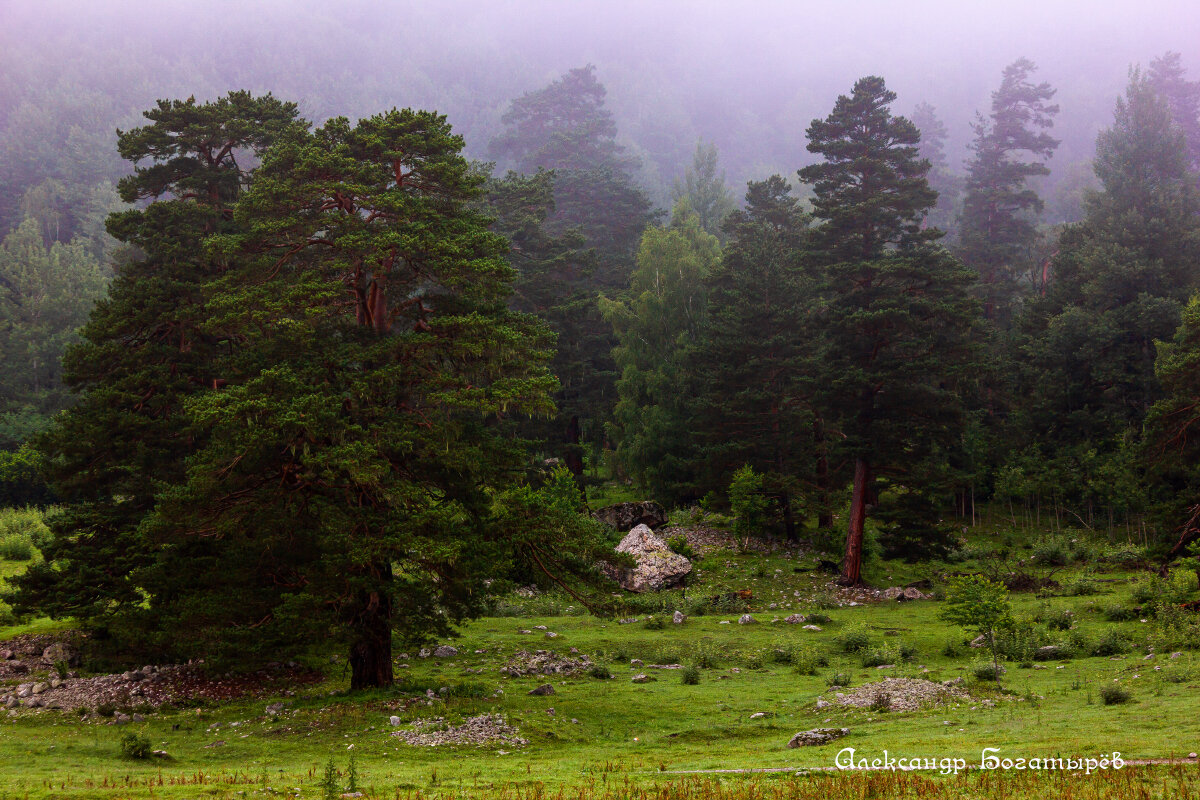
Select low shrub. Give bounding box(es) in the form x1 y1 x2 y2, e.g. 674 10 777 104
1101 543 1146 567
119 732 152 759
666 534 696 560
1099 684 1132 705
1031 537 1069 567
861 644 900 668
791 644 829 676
836 624 871 653
1060 577 1100 597
1090 628 1131 657
826 671 852 688
588 665 612 679
972 661 1005 682
1103 603 1140 622
0 532 34 561
805 612 832 625
681 665 700 685
642 616 664 630
1040 607 1075 631
941 639 965 658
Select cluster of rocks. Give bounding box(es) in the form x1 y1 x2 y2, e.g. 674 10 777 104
417 646 459 659
820 678 971 713
787 728 849 748
879 586 932 601
1 635 316 715
606 525 693 593
593 501 667 531
500 650 593 678
392 714 527 747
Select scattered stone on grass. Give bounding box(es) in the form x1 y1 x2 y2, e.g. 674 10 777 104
393 714 527 747
500 650 593 678
527 684 555 696
824 678 970 713
788 728 849 748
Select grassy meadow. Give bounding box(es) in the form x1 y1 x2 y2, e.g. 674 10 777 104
1 507 1199 799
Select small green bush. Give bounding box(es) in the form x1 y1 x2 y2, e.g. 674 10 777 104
972 661 1005 682
119 732 152 759
1031 538 1069 567
642 616 664 630
0 532 34 561
1101 543 1146 567
826 671 852 688
666 534 696 560
681 665 700 685
941 638 965 657
1060 577 1099 597
791 644 829 676
588 662 614 681
1103 603 1140 622
1090 628 1131 657
805 612 833 625
587 664 612 680
836 624 871 653
1099 684 1132 705
861 644 900 668
1041 608 1075 631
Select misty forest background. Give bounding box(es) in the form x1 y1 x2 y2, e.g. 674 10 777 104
3 1 1200 687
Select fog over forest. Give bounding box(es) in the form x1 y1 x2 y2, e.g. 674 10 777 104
3 0 1199 217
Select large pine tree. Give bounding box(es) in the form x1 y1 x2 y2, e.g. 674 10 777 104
800 77 979 584
12 93 305 638
959 58 1059 323
490 66 657 481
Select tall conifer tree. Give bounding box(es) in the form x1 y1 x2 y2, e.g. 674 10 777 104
800 77 978 584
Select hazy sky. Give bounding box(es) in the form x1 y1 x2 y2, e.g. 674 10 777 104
3 0 1199 204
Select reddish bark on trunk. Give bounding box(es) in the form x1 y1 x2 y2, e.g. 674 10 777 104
840 457 871 586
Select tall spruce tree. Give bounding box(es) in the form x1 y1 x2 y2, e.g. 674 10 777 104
11 93 305 639
490 66 656 480
910 102 962 238
1145 295 1200 560
959 58 1059 323
600 202 719 505
671 141 737 240
800 77 978 584
685 177 819 537
1149 52 1200 171
1014 70 1200 527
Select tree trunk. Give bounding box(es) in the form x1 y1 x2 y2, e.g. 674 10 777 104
814 419 833 530
349 579 394 690
780 492 797 543
564 414 584 479
839 457 871 586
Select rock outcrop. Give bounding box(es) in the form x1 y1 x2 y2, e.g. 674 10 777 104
608 525 692 592
594 502 667 531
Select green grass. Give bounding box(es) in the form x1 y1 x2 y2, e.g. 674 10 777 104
0 512 1198 798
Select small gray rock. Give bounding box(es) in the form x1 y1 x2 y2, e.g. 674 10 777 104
528 684 556 696
784 614 806 624
802 624 822 631
673 611 686 624
31 682 48 695
389 715 401 726
738 614 756 625
432 645 458 658
630 674 654 683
